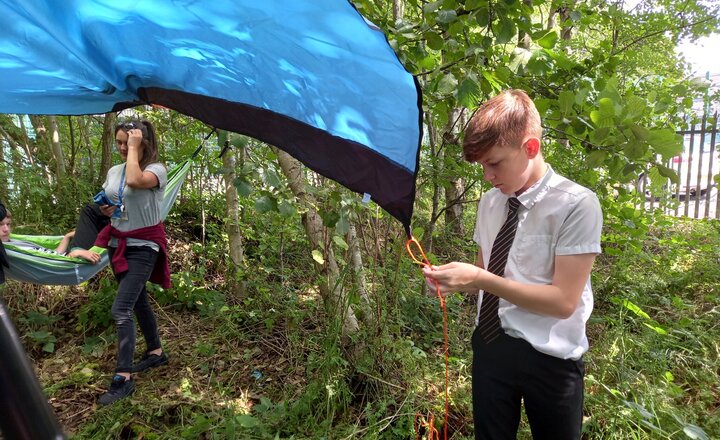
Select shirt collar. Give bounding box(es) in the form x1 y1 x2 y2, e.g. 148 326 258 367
511 165 554 211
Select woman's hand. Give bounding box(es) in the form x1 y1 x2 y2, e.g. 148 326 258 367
68 249 102 264
64 230 76 240
422 262 485 296
126 128 144 151
99 204 115 217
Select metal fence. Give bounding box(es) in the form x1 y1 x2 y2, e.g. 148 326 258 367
638 112 719 219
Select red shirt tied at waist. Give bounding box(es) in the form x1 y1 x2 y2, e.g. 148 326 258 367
95 223 171 289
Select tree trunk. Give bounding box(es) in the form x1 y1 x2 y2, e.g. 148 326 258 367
392 0 404 21
48 116 66 179
218 130 246 297
99 113 116 184
274 148 360 340
443 109 465 238
347 221 370 314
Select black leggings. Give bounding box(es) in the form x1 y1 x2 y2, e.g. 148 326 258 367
68 204 110 250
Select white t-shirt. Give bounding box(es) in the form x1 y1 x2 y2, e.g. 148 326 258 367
473 166 603 360
103 162 167 250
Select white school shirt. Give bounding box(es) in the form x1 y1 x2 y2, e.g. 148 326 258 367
473 166 603 360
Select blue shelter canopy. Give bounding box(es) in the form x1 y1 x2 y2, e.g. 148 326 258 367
0 0 422 230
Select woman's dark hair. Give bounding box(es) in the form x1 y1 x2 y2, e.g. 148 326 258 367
115 119 158 169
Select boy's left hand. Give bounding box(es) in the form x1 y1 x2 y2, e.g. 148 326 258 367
422 262 483 296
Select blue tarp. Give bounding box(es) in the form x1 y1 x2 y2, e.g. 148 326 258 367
0 0 422 229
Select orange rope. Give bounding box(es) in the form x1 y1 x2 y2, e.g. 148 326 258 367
406 237 449 440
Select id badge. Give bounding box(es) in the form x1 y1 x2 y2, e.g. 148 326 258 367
119 204 128 221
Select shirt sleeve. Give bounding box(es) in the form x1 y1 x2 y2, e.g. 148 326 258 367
145 162 168 189
555 191 603 256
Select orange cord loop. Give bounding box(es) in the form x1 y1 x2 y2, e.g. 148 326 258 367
406 236 449 440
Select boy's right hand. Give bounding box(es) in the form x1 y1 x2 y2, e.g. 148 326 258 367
99 204 116 217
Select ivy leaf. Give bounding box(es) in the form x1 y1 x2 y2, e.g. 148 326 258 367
311 249 325 265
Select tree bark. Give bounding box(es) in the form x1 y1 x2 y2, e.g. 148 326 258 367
443 109 465 238
99 113 116 185
218 130 246 297
48 116 66 179
275 148 360 340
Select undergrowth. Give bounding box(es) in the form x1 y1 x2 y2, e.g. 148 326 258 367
1 213 718 439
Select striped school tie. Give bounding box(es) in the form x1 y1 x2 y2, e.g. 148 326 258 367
477 197 521 343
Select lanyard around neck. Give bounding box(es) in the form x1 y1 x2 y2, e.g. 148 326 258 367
117 165 126 206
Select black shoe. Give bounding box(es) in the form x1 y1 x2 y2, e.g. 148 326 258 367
98 375 134 405
131 351 169 373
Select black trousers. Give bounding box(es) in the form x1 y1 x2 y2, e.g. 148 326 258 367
68 204 110 250
471 328 584 440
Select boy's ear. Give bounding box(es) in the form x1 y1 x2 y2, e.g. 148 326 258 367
525 138 541 158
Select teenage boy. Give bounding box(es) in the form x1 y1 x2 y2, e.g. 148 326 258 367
423 89 602 440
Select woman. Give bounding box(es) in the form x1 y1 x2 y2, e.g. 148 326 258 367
95 119 170 405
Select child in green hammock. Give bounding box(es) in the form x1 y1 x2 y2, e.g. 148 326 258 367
0 210 101 264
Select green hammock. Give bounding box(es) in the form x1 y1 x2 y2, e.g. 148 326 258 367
4 157 193 285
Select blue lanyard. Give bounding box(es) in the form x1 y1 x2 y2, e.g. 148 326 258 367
117 165 126 206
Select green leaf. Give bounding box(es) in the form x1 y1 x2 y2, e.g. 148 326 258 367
311 249 325 265
457 78 481 108
278 200 295 218
495 18 517 44
437 10 458 23
629 124 650 141
436 72 458 95
335 215 350 235
255 195 278 213
536 30 558 49
587 150 607 168
234 178 252 197
333 235 349 251
465 0 483 8
263 169 281 188
320 210 340 228
683 425 709 440
423 0 443 13
558 91 575 116
623 140 647 160
235 414 259 428
656 163 679 184
648 129 683 160
425 32 445 50
624 95 647 119
43 342 55 353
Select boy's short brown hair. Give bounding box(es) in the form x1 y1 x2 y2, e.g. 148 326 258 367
463 89 542 162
